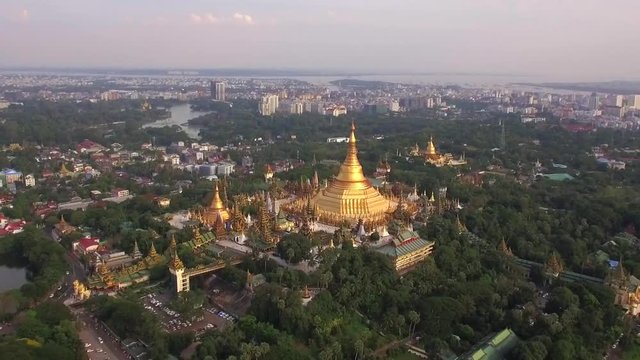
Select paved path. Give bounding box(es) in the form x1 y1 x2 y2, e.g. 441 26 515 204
74 310 129 360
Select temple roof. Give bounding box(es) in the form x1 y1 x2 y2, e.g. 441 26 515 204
377 230 434 258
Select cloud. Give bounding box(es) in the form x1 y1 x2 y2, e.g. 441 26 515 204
232 13 254 25
19 9 29 22
190 13 218 24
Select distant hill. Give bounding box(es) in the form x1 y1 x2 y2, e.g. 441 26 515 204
329 79 395 88
518 81 640 94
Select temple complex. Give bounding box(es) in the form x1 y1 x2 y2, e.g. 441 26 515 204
413 136 467 167
86 241 165 290
286 122 396 229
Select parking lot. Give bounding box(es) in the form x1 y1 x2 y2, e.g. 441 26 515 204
140 293 234 334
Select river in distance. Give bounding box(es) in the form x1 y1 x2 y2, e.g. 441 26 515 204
141 103 210 139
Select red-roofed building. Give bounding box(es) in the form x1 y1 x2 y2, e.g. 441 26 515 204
0 194 14 205
77 139 107 154
32 201 58 218
4 220 26 234
73 236 101 254
0 214 27 237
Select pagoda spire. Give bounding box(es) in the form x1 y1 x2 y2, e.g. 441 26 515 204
168 234 184 270
498 238 513 256
148 241 158 258
426 136 437 155
132 240 142 259
214 212 227 238
545 253 563 277
312 170 319 190
334 121 367 183
210 181 225 210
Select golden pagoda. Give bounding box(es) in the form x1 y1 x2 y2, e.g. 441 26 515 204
54 215 76 237
309 122 395 225
199 181 230 226
168 234 185 271
424 136 467 167
425 137 438 161
59 162 74 177
498 239 513 256
545 253 563 277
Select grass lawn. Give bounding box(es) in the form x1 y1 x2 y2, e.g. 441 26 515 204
623 344 640 360
388 351 423 360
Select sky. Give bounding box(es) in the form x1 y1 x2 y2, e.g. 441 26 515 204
1 0 640 81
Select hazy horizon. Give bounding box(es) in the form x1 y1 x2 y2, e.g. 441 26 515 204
2 0 639 82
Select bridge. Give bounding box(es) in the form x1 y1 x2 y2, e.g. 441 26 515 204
172 257 244 293
513 257 604 286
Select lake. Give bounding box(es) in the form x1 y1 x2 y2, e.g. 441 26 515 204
142 103 210 139
0 265 28 292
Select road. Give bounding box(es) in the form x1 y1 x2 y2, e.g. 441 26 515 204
46 233 127 360
74 309 130 360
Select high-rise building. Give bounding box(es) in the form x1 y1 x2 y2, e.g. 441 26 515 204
588 93 600 110
628 95 640 109
259 95 279 116
609 94 624 107
291 102 304 115
210 81 226 101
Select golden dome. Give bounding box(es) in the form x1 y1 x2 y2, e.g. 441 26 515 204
310 121 394 224
426 136 437 156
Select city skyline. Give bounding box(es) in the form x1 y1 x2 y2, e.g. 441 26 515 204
1 0 640 81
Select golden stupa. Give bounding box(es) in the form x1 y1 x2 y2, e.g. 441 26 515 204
424 136 467 167
310 122 395 224
200 182 230 225
425 136 438 161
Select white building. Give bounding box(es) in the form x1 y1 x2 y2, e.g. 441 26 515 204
215 162 235 176
628 95 640 109
259 95 279 116
24 174 35 187
291 102 304 115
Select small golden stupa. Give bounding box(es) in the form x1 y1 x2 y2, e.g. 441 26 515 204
309 122 394 224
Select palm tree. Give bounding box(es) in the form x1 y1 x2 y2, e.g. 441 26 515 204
354 339 364 360
338 268 348 285
407 310 420 339
286 248 295 264
396 315 405 337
